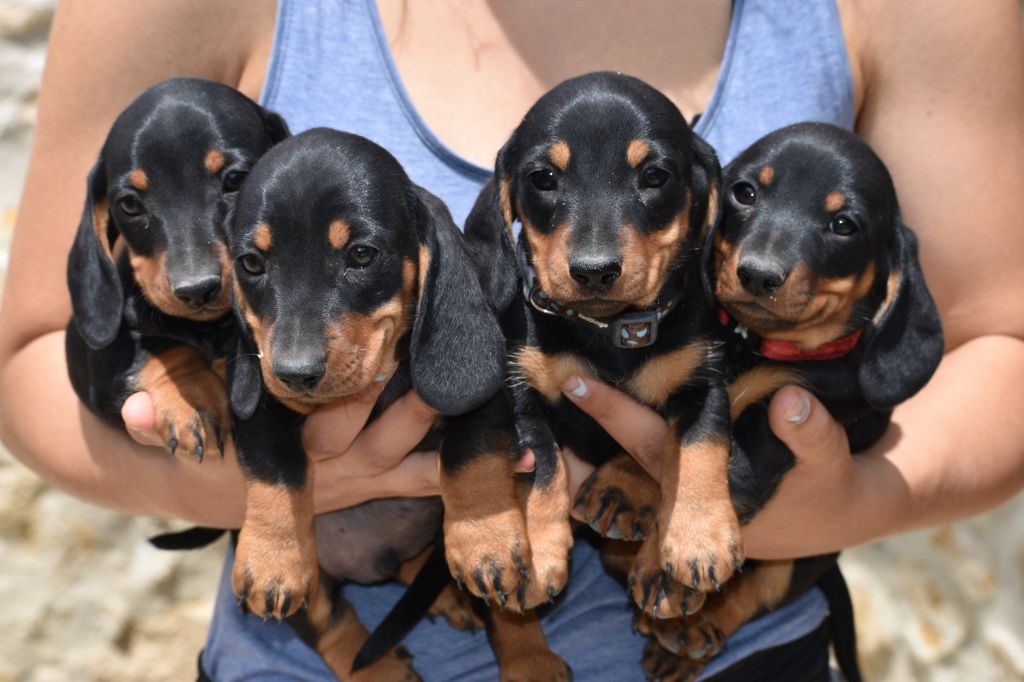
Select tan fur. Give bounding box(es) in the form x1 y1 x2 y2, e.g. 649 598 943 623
489 609 570 682
128 242 231 320
625 341 707 409
514 346 597 403
328 219 350 251
758 165 774 186
253 223 272 252
572 452 659 539
129 168 149 191
728 365 804 420
872 267 901 326
232 477 318 619
548 140 571 171
824 191 846 212
699 178 719 242
620 198 692 310
204 149 225 175
515 449 573 609
441 453 532 608
626 139 651 168
499 177 513 230
93 198 113 262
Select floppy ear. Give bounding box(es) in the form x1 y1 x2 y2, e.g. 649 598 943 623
464 144 519 314
858 221 944 409
256 105 291 145
409 185 507 416
226 306 264 420
67 157 124 349
689 133 722 301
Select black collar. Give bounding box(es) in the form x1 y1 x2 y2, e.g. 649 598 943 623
516 239 680 350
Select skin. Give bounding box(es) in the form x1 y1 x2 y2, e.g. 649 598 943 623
0 0 1022 569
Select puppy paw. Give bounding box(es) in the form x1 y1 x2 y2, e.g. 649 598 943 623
636 611 726 661
515 453 573 610
658 501 744 595
427 581 485 631
572 453 658 541
642 639 706 682
629 529 707 620
444 509 531 610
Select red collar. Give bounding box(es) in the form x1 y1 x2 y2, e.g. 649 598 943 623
718 308 863 362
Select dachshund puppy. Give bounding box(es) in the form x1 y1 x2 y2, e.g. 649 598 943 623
225 127 523 680
464 71 729 621
66 77 288 459
637 123 943 681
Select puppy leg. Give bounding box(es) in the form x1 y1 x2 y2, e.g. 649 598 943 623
135 345 229 460
300 578 420 682
573 452 659 541
488 609 572 682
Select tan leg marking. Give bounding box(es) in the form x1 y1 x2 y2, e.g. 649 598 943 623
514 449 573 610
489 609 571 682
727 365 804 420
513 347 597 403
573 452 659 541
305 589 420 682
625 341 707 409
134 346 229 460
232 477 318 620
441 453 532 610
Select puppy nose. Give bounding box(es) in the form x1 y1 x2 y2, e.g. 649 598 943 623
569 257 622 290
737 258 787 296
273 357 326 392
173 276 222 307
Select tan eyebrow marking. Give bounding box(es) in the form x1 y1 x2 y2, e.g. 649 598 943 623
548 140 571 171
627 139 651 168
328 219 350 251
204 150 225 175
129 169 148 191
758 165 774 186
253 223 272 252
824 191 846 212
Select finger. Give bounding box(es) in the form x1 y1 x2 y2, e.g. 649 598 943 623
561 446 596 498
561 376 668 478
349 390 439 470
121 392 163 447
767 386 849 465
365 450 442 500
302 378 391 458
513 448 536 474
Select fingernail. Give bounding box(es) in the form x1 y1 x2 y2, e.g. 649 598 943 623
563 376 588 399
784 391 811 424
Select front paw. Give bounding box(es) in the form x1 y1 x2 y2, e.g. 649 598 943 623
642 639 706 682
629 530 707 620
636 611 726 661
444 509 531 610
232 524 317 620
659 502 743 595
572 454 658 541
145 362 229 462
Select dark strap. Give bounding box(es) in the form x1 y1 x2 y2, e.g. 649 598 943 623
818 562 863 682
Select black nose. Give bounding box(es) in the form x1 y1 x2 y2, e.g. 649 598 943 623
273 357 326 392
173 276 222 307
737 258 787 296
569 256 622 290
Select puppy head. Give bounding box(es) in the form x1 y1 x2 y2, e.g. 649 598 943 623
68 78 289 348
228 129 504 418
713 123 896 348
713 123 942 405
467 72 719 319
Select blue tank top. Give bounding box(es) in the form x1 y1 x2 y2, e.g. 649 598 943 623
213 0 852 677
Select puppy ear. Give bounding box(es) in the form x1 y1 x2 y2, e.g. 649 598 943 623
226 307 264 420
256 105 291 145
689 133 722 301
67 157 124 349
464 147 519 314
858 221 944 409
409 185 506 415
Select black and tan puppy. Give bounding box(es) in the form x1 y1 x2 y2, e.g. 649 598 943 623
66 77 288 458
225 127 515 679
636 123 943 681
463 71 730 620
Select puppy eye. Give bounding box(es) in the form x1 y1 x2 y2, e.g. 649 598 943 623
732 182 756 206
222 170 248 193
640 166 670 189
829 215 859 236
529 169 558 191
117 195 145 216
347 245 378 268
238 254 265 276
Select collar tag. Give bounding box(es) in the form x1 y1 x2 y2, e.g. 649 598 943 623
611 313 659 348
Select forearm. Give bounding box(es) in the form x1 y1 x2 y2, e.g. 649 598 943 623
745 334 1024 559
0 331 246 527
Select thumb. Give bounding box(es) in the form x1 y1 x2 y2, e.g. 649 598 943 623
768 386 847 463
121 391 164 447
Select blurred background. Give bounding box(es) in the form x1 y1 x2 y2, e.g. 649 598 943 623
1 2 1022 680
